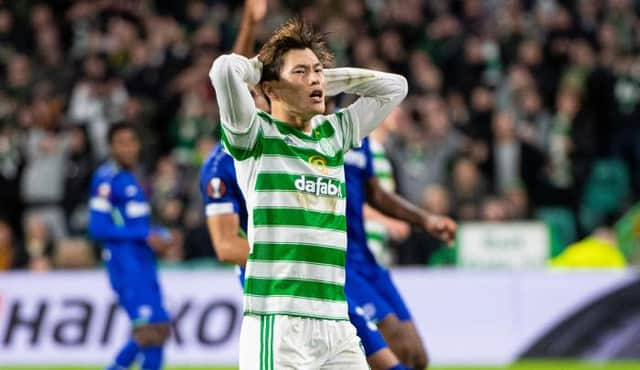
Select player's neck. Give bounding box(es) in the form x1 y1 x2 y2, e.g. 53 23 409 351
112 159 134 171
270 105 312 133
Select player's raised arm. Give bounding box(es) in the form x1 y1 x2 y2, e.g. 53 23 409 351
325 67 408 142
232 0 266 57
209 54 261 135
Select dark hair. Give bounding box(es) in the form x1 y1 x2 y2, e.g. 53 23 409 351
258 17 335 82
107 122 137 144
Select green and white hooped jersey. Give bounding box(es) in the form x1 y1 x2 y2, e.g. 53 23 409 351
222 110 361 321
209 53 408 320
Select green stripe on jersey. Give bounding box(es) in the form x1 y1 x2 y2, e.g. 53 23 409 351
220 128 262 160
251 242 346 267
258 111 335 142
245 277 346 301
253 208 346 231
255 173 346 197
261 137 343 167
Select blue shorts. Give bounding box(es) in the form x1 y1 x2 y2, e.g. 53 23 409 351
345 264 412 323
348 300 387 357
110 274 170 326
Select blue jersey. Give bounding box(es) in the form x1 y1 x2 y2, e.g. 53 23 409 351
199 143 248 284
199 143 248 232
344 137 378 270
88 161 168 325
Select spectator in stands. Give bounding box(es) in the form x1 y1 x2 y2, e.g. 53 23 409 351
22 213 53 271
68 54 128 160
480 196 510 222
53 238 96 269
504 183 530 220
481 110 547 204
0 219 26 270
388 96 463 204
448 156 487 220
0 123 24 235
21 127 67 239
550 214 626 268
63 124 95 234
5 53 33 104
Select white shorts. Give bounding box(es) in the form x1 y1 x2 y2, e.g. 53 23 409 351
239 314 368 370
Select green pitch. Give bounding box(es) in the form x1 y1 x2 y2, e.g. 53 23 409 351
4 362 640 370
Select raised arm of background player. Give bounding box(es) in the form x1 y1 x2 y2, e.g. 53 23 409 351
205 0 266 266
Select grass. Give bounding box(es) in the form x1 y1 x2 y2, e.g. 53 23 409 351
3 361 640 370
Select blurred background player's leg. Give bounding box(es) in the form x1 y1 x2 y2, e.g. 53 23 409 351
349 301 410 370
106 338 139 370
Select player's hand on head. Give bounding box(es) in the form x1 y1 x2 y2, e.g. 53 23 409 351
422 214 457 246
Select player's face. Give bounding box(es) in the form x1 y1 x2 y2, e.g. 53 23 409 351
269 48 326 118
111 129 140 168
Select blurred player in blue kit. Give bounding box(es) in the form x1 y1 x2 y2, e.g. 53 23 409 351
343 134 456 370
199 1 456 369
88 122 174 370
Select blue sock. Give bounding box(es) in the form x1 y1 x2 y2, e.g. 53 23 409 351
388 365 410 370
140 346 163 370
107 339 139 369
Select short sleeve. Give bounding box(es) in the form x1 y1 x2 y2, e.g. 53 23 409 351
200 160 242 217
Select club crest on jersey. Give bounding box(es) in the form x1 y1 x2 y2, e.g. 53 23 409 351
294 175 342 197
125 185 138 197
308 155 328 175
207 177 227 199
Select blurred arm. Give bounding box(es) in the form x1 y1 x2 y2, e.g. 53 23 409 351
366 176 457 244
365 176 424 227
232 0 267 57
88 200 149 242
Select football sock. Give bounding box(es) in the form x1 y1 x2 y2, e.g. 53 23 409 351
108 339 139 369
140 346 163 370
387 364 410 370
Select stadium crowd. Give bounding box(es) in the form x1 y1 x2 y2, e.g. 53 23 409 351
0 0 639 270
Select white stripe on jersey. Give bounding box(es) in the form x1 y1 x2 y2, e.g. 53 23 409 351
248 261 345 285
